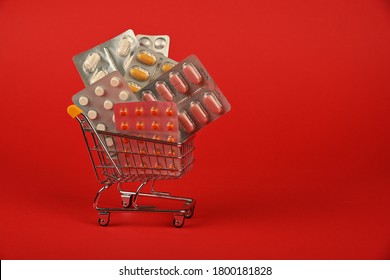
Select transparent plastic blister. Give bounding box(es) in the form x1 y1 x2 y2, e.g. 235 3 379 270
72 71 138 135
117 136 181 177
114 101 179 142
124 46 177 94
135 55 231 142
136 34 170 56
73 29 139 85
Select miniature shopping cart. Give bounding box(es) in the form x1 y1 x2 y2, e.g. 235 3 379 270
67 105 196 227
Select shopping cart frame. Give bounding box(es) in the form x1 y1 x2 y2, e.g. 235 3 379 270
67 105 196 227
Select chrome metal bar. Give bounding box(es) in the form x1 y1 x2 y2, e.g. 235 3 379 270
76 114 122 176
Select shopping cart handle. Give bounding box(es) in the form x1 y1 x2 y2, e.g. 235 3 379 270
67 105 83 118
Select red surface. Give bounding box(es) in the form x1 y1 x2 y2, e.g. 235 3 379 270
1 0 390 259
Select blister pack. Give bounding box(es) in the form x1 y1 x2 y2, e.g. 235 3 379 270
73 30 139 85
114 101 179 142
72 71 138 138
134 55 231 142
118 136 185 177
124 46 177 94
136 34 170 56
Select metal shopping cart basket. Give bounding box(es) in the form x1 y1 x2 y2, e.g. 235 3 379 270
67 105 196 227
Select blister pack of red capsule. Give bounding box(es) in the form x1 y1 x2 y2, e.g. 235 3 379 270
136 34 170 56
135 55 231 142
114 101 179 143
72 72 138 138
124 46 177 94
73 29 139 85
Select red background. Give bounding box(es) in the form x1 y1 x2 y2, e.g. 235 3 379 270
1 0 390 259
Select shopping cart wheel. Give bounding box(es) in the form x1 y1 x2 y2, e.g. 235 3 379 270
98 212 110 226
173 214 185 228
184 205 195 219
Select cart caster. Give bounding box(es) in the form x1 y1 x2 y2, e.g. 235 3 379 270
173 214 185 228
98 212 110 226
185 205 195 219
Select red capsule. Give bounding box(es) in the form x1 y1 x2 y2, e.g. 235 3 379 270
151 121 159 130
155 82 174 101
167 136 176 143
203 92 224 114
169 72 188 94
121 122 129 130
168 149 176 157
178 111 195 133
182 63 202 84
136 121 144 130
165 107 174 116
134 107 143 116
150 107 159 116
142 90 157 101
166 122 174 131
119 107 128 116
190 102 209 124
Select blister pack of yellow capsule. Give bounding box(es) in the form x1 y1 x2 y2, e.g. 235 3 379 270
124 46 177 94
135 55 231 142
73 29 139 85
136 35 170 56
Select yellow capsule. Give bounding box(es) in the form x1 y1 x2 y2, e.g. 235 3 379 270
161 62 175 72
136 51 157 66
128 82 141 93
129 66 149 81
